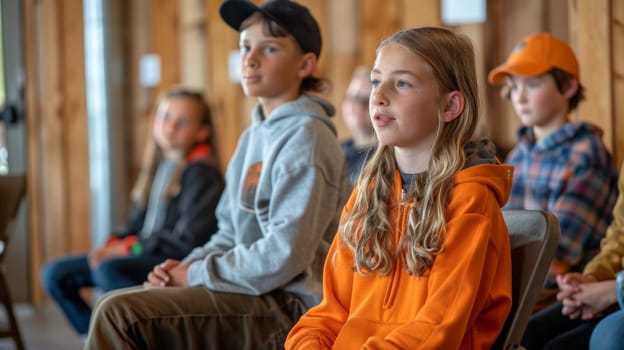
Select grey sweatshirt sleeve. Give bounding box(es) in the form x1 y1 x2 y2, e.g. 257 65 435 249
182 181 236 262
186 162 341 295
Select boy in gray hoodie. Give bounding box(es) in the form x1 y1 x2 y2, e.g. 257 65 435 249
84 0 351 348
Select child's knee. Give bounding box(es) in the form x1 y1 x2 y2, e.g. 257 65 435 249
92 289 138 325
40 260 65 292
39 261 54 288
91 260 122 288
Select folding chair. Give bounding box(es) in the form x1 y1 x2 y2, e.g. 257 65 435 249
493 209 560 350
0 175 27 350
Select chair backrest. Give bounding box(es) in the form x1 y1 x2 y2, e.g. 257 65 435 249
493 209 560 350
0 175 26 262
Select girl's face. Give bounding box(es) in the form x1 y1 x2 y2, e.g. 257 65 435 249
506 74 570 129
370 43 440 153
239 20 311 115
153 97 208 155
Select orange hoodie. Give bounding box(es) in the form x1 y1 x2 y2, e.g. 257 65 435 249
286 163 514 349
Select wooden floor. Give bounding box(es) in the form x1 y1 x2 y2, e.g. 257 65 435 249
0 302 83 350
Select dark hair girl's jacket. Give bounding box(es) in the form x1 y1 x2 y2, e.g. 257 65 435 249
111 144 225 260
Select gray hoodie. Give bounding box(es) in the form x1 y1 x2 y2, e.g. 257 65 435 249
184 94 352 307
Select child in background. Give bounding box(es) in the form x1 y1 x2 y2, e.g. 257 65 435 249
286 26 514 349
341 66 375 184
488 32 618 308
522 163 624 349
84 0 351 348
40 87 224 336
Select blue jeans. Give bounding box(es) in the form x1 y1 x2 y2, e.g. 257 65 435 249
40 254 163 335
590 309 624 350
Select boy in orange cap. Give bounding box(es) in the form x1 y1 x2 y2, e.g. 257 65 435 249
489 32 618 308
489 33 619 347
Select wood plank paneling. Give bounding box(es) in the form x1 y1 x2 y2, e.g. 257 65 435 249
459 24 490 138
151 0 180 97
573 0 613 150
179 0 207 90
402 0 441 27
328 0 358 140
24 0 91 304
547 0 569 41
205 0 247 170
38 0 68 262
360 0 401 66
23 0 45 305
127 0 153 176
60 0 91 254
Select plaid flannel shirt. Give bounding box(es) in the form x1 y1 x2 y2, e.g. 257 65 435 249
505 121 619 287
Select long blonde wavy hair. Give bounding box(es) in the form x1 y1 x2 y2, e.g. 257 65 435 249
340 27 479 277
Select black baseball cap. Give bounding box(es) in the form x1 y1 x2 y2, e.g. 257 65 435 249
219 0 322 57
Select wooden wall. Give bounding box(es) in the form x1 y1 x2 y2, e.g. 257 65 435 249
23 0 624 304
24 0 91 302
572 0 624 167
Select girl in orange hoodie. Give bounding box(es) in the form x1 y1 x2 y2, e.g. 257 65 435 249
286 27 514 350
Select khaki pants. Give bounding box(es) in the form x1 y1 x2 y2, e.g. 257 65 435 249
84 286 307 350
